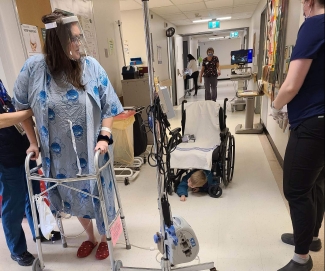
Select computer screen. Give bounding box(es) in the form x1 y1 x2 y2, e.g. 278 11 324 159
230 49 253 65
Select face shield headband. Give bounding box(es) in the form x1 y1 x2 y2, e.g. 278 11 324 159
45 15 88 61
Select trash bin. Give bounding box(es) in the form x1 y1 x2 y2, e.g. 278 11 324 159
112 110 136 165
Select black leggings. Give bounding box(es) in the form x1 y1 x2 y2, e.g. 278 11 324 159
283 116 324 254
184 71 199 94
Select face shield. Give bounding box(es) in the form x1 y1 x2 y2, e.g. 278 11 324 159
45 16 88 60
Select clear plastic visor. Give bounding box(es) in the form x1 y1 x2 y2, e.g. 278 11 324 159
46 16 88 60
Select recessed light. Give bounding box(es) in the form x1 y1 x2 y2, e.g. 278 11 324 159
217 17 232 21
192 18 212 23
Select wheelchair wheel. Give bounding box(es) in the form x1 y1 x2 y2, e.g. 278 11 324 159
208 184 222 198
229 135 235 182
221 135 231 187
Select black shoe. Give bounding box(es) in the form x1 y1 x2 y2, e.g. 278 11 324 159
33 230 62 243
11 251 35 266
278 256 313 271
281 233 322 252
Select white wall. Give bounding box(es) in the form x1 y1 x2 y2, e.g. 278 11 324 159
121 9 176 82
189 37 198 58
198 38 241 79
0 0 27 95
174 35 185 105
92 0 124 96
120 9 146 66
177 18 250 35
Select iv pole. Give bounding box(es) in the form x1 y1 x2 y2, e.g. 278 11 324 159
115 0 216 270
117 20 127 67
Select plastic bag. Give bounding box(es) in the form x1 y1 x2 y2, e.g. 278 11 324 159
35 196 56 240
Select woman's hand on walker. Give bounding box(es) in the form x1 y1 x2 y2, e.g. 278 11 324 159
27 142 39 160
95 140 109 154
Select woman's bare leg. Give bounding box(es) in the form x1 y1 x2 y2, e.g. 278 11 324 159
78 217 97 244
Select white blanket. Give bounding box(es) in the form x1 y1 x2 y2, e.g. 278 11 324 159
170 101 221 170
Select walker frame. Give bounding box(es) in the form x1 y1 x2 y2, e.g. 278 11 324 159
25 149 131 271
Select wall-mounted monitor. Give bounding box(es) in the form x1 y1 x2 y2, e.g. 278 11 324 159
230 49 253 65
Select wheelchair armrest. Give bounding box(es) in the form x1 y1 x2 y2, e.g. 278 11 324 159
169 127 181 136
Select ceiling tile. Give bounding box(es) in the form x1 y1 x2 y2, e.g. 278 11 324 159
233 0 260 5
176 2 207 12
232 12 254 19
151 5 182 14
205 0 234 9
233 4 257 13
208 7 233 16
171 0 204 5
184 10 211 19
120 0 142 11
134 0 174 8
162 13 188 20
168 19 193 26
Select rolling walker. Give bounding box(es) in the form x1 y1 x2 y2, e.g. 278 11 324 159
25 149 130 271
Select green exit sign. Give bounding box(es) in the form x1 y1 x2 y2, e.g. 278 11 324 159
230 31 239 38
208 20 220 29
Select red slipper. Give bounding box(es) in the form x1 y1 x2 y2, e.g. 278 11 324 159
95 242 109 260
77 241 98 258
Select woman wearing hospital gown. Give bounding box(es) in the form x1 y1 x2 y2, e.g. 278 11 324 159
13 11 123 260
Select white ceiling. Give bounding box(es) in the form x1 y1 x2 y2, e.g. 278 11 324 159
119 0 260 26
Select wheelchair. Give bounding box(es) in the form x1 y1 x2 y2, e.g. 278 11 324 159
166 98 235 198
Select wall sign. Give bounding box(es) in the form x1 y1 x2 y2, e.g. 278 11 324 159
230 31 239 38
208 20 220 29
21 24 42 57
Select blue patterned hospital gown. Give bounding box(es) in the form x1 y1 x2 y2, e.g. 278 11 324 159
13 55 123 234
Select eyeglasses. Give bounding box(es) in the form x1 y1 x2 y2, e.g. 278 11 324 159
70 35 82 45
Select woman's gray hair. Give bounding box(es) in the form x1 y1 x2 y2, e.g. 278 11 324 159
206 47 214 54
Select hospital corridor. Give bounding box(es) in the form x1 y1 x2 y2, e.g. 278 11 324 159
0 81 323 271
0 0 324 270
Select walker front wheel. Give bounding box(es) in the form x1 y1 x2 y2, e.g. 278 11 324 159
114 260 123 271
124 177 130 186
32 258 42 271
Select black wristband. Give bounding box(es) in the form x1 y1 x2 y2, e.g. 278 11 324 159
97 134 113 145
